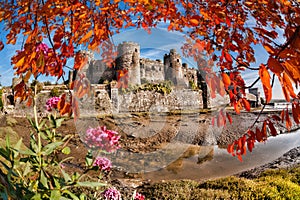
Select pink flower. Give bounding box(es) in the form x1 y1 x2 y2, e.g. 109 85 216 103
102 188 121 200
36 43 49 55
84 126 120 152
93 157 112 171
134 192 145 200
45 97 61 111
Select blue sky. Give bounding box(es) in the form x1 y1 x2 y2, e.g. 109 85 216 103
0 22 292 99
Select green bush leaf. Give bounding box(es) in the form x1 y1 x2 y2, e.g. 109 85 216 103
62 147 71 155
62 190 80 200
61 169 72 182
50 190 61 200
77 181 106 188
42 141 63 155
40 170 49 189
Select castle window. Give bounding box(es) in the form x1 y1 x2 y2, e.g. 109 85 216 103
135 48 138 52
177 59 179 62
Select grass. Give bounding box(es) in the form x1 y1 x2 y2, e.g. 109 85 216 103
141 166 300 199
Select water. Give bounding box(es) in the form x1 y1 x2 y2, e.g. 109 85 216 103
142 129 300 181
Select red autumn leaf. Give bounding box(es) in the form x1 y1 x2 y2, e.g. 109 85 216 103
247 138 255 152
234 101 241 114
292 101 300 124
226 112 232 124
241 98 251 111
221 72 231 88
263 43 275 54
224 52 232 63
237 153 243 162
259 64 272 103
283 72 297 99
227 143 234 155
267 57 284 75
189 17 199 26
261 120 268 139
280 109 285 123
0 41 4 51
57 94 66 112
271 114 281 121
286 108 292 130
60 102 71 116
256 127 263 142
267 120 277 136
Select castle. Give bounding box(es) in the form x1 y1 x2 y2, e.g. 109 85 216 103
81 41 200 88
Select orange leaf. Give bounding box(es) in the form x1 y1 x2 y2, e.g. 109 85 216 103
241 98 251 111
283 72 297 99
280 109 285 123
234 101 241 114
259 64 272 103
267 57 283 75
286 108 292 130
224 52 232 63
226 113 232 124
57 94 66 111
79 29 93 43
189 17 199 26
15 56 26 68
263 43 275 54
227 143 234 155
267 120 277 136
0 41 4 51
247 138 255 152
221 72 231 88
292 101 300 124
261 121 267 140
256 127 263 142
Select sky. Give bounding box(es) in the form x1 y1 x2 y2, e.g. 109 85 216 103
0 21 294 99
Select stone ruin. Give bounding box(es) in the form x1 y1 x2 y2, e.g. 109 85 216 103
84 41 200 88
1 42 218 116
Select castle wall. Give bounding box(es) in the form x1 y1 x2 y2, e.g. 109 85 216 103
140 58 164 83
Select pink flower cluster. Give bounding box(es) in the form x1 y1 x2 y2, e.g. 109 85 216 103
93 156 112 171
45 97 60 111
102 188 121 200
85 126 120 152
36 42 49 55
134 192 145 200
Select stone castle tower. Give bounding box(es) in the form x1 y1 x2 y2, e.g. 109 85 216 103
115 41 141 85
164 49 184 85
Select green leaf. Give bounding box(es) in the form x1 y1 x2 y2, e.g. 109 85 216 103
53 177 61 189
61 169 71 183
31 193 41 200
50 190 61 200
85 150 93 167
19 148 36 156
42 141 63 155
62 190 80 200
12 138 23 158
23 161 31 177
55 118 65 128
62 147 71 155
0 148 10 160
80 193 87 200
40 170 49 189
30 133 39 153
76 181 106 188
